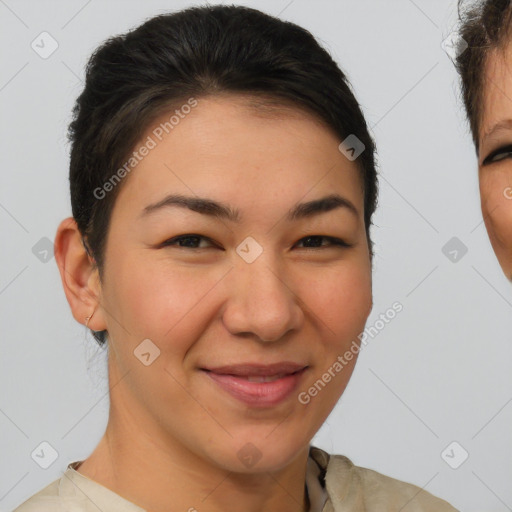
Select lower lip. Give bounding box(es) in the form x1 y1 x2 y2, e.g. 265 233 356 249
203 368 307 407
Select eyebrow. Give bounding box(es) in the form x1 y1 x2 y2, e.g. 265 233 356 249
140 193 359 223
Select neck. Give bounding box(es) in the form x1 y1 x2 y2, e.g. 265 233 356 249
77 385 311 512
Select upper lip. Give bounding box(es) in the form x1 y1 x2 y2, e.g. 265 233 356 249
202 362 308 377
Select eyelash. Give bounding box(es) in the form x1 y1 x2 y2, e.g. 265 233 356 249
161 234 352 251
482 144 512 165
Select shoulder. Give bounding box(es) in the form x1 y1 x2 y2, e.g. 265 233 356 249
12 463 93 512
12 461 145 512
12 478 66 512
310 446 459 512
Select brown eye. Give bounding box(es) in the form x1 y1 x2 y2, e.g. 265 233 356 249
162 234 218 249
295 236 351 249
483 144 512 165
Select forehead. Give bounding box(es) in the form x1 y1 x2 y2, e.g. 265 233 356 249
480 44 512 144
113 95 365 217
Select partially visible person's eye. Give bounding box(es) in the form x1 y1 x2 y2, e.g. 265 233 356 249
482 144 512 165
294 235 352 250
161 234 220 250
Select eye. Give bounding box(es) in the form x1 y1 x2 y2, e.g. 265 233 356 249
482 144 512 165
161 234 218 249
294 235 351 249
160 234 351 251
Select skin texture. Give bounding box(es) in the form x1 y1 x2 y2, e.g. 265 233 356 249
478 43 512 280
54 95 373 512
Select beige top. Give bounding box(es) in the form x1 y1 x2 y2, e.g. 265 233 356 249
13 446 458 511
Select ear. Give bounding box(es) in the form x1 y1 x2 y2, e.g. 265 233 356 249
54 217 108 333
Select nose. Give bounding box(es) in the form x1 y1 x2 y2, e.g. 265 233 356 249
221 253 304 343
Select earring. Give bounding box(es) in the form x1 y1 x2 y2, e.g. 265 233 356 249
85 306 97 328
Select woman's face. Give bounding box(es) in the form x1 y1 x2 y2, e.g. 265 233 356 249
97 95 372 472
479 43 512 280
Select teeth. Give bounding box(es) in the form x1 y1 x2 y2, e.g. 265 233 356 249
246 374 286 383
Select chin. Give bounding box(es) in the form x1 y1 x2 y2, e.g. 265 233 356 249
205 435 309 475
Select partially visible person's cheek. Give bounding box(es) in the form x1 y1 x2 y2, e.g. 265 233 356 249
480 166 512 279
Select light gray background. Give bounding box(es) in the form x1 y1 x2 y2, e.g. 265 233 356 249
1 0 511 511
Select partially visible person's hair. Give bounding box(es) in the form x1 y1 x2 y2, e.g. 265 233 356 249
67 4 379 346
456 0 512 152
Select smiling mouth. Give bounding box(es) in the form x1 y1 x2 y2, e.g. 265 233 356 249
200 363 308 407
202 361 308 376
242 373 294 382
205 369 304 382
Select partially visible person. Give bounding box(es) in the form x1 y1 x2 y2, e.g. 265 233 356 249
456 0 512 279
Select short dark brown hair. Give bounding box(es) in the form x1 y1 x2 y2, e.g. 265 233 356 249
456 0 512 152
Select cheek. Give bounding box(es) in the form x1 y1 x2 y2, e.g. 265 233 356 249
298 262 372 343
104 242 371 357
103 249 222 346
296 266 369 422
480 170 512 266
